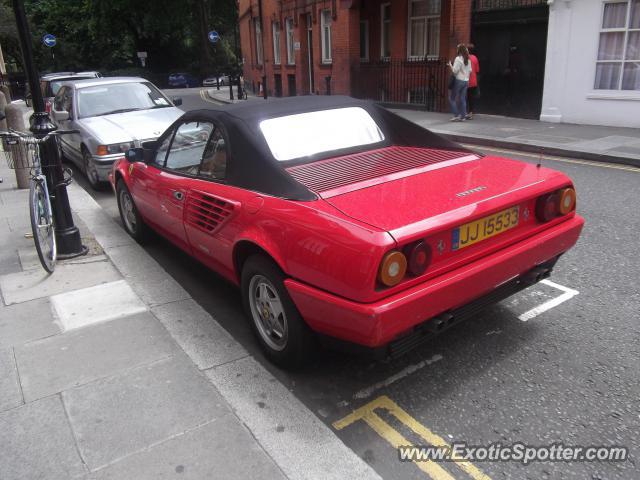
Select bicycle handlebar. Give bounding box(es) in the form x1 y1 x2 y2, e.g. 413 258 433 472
0 129 80 143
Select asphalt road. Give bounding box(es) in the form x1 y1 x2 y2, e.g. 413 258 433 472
73 87 640 479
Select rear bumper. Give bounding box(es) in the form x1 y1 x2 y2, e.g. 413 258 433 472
285 215 584 351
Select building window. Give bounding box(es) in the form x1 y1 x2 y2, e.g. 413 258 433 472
360 20 370 61
381 3 391 59
595 1 640 90
286 18 295 64
321 9 332 64
255 18 264 65
273 21 281 65
408 0 441 59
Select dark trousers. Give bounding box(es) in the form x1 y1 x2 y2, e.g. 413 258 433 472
467 86 478 114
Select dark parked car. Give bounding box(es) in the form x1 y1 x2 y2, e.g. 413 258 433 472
168 73 200 88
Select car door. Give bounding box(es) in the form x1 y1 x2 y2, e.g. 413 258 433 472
53 87 82 165
151 121 215 252
182 124 242 272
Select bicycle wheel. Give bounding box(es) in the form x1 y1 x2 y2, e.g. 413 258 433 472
29 178 57 273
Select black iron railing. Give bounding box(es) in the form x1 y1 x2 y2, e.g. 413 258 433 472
473 0 547 11
352 58 449 111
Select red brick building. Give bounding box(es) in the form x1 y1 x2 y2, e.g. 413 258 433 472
238 0 472 106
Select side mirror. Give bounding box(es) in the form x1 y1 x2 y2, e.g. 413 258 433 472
171 97 183 106
53 110 69 122
126 147 144 163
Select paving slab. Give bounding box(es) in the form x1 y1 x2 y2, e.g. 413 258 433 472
0 394 86 480
0 297 59 348
206 356 382 480
151 299 247 370
0 261 122 305
15 312 178 402
63 354 229 470
86 415 285 480
0 244 21 275
0 347 22 412
126 274 191 307
50 279 147 331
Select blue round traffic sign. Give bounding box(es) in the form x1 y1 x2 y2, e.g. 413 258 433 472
207 31 220 44
42 33 56 48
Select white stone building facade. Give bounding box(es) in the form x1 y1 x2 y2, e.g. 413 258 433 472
541 0 640 127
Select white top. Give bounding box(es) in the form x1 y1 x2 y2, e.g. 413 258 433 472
452 56 472 82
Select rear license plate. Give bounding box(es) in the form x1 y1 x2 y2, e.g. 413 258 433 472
452 206 520 251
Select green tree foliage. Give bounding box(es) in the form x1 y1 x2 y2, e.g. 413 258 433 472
0 0 239 80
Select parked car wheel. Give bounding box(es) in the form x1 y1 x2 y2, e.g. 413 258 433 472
116 179 150 243
82 148 102 190
241 255 315 367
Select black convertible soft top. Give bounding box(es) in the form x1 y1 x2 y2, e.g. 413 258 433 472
174 96 472 201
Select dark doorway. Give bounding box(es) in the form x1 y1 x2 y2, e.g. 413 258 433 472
471 1 549 119
274 74 283 97
287 74 297 96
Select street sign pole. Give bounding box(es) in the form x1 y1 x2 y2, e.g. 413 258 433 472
11 0 85 257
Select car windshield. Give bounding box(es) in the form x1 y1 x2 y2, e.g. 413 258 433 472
259 107 385 161
77 81 171 118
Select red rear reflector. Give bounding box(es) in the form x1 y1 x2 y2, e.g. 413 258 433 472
404 241 431 276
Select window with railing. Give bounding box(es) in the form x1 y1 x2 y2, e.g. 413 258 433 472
408 0 441 59
595 1 640 90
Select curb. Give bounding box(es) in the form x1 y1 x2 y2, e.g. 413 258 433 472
434 132 640 169
66 183 382 480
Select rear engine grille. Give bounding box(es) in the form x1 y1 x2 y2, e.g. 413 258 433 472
185 192 235 234
286 146 475 193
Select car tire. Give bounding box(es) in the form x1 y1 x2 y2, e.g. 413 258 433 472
82 148 102 190
116 179 150 243
241 255 315 368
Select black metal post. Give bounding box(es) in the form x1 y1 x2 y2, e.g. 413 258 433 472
229 78 235 100
262 75 267 99
325 76 331 95
11 0 85 258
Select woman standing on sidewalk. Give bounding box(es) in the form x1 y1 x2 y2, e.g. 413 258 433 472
447 44 472 122
466 44 480 119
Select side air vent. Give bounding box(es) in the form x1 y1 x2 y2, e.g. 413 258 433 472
286 146 477 194
185 192 235 234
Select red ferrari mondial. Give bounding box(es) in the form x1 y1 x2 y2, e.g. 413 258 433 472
112 96 584 367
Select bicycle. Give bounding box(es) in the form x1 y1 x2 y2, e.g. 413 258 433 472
0 129 76 273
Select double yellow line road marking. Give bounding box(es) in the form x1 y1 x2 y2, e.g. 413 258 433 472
334 395 492 480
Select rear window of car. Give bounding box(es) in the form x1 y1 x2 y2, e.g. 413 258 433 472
259 107 385 161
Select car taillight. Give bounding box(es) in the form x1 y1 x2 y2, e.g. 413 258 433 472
45 99 52 114
558 187 576 215
403 240 431 276
536 187 576 222
378 251 407 287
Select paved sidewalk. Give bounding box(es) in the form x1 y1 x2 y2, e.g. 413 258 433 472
390 110 640 168
0 158 380 479
206 87 262 105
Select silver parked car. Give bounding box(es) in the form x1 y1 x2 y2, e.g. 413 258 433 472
51 77 183 189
